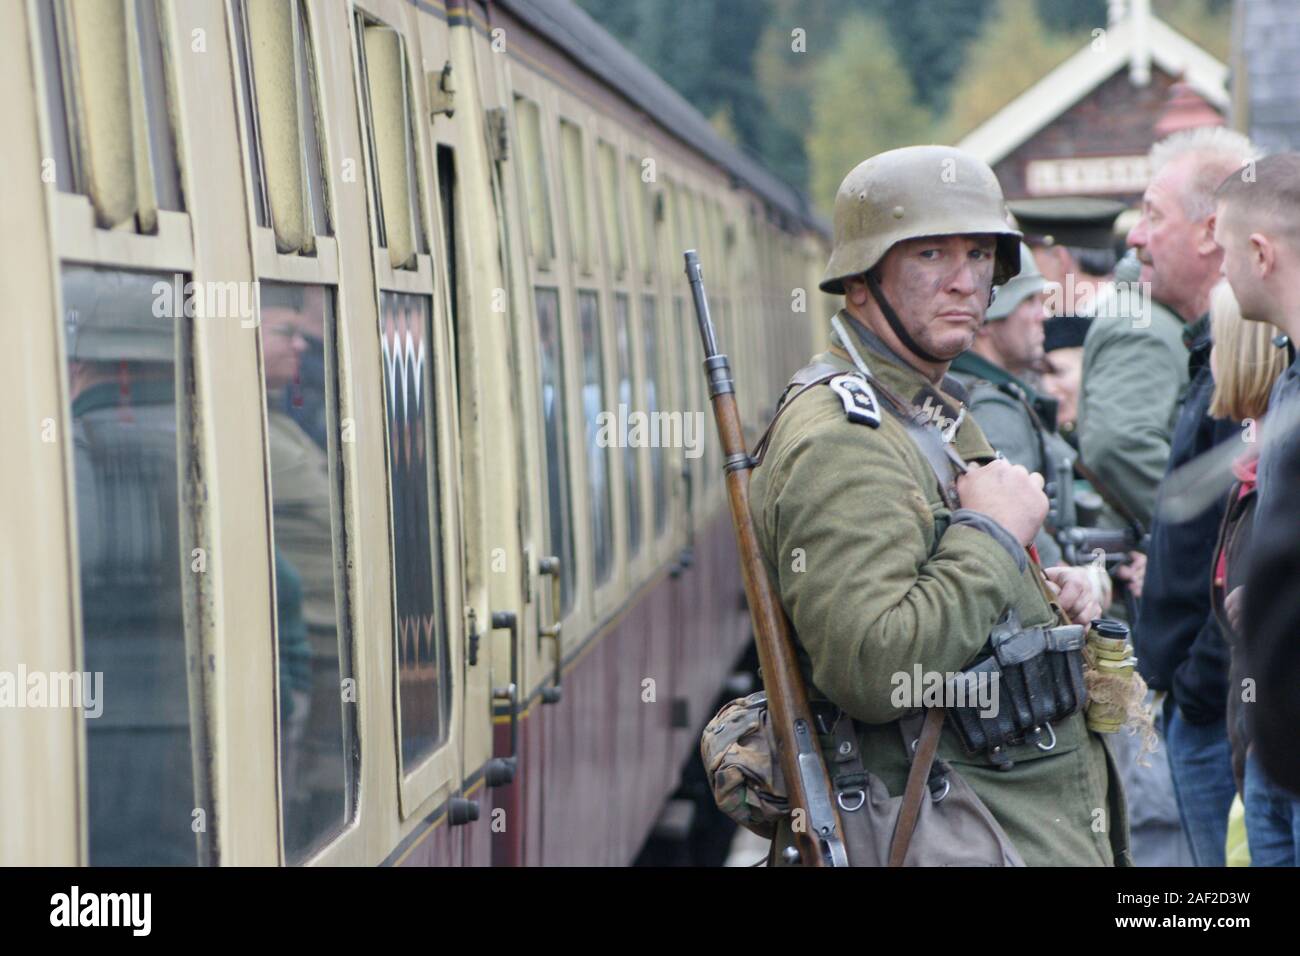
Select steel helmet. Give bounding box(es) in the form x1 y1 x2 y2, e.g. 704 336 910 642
820 145 1022 295
985 243 1046 321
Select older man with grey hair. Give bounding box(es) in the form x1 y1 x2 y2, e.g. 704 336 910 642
1087 126 1262 868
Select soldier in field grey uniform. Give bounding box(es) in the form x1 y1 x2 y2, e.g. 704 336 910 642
949 243 1081 569
749 146 1131 866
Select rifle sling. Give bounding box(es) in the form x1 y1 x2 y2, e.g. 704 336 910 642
889 707 947 866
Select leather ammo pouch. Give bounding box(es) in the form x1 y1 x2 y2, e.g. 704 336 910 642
700 693 1024 865
944 609 1087 769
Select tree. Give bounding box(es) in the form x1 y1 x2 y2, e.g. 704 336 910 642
939 0 1085 143
807 16 936 213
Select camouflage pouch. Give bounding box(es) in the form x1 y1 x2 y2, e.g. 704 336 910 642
699 691 788 838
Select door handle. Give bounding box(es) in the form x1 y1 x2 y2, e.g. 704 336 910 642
672 466 695 577
486 610 519 787
538 556 563 704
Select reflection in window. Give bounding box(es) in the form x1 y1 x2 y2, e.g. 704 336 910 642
379 292 450 769
642 295 668 534
536 287 574 613
62 266 196 865
260 282 354 863
579 292 614 584
613 294 641 555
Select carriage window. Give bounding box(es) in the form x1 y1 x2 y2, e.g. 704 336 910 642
515 97 555 265
235 0 331 249
354 10 426 265
230 0 269 226
536 287 575 613
36 0 184 225
578 292 614 584
559 120 592 274
613 294 642 555
259 282 354 863
134 0 183 213
61 265 197 865
379 292 451 769
295 0 330 237
625 156 651 279
35 0 77 193
642 295 668 535
597 142 625 278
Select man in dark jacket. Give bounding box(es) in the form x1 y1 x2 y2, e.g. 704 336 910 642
1215 153 1300 817
1130 127 1258 867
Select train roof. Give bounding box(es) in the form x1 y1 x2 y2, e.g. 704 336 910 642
496 0 830 238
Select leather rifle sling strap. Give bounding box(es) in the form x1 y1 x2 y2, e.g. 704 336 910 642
888 707 947 867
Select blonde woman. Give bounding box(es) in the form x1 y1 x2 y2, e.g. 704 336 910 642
1205 280 1292 865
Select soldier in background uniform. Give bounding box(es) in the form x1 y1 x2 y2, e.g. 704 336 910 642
949 242 1094 579
1040 314 1094 445
750 146 1131 866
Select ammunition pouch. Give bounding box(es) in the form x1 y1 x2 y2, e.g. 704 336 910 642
945 611 1087 769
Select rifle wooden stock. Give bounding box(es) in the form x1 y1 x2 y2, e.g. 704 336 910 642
684 250 848 867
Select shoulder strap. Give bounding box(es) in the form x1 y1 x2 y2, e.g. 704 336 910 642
752 362 964 508
888 708 947 866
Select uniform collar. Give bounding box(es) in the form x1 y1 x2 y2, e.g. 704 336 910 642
829 310 997 461
949 350 1039 401
833 310 972 405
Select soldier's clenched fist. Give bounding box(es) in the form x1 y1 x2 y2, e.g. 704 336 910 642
956 458 1049 546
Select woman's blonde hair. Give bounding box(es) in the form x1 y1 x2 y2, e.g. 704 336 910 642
1208 280 1290 421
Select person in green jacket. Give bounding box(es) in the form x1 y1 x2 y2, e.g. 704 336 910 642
1077 252 1188 530
949 243 1085 571
751 146 1132 866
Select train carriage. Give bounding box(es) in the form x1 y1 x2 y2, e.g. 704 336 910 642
0 0 829 866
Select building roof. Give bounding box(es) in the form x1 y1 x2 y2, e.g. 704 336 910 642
956 8 1228 167
496 0 828 235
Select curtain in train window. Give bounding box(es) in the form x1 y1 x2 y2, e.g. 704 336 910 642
61 266 196 865
378 292 451 771
535 287 575 613
613 294 641 555
515 97 554 264
36 0 183 224
597 142 625 278
259 282 354 864
578 292 614 584
642 295 668 534
559 121 591 273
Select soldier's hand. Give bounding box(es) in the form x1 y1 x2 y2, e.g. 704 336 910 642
956 459 1049 546
1044 565 1105 625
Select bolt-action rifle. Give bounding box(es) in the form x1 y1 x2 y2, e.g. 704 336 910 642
684 250 849 867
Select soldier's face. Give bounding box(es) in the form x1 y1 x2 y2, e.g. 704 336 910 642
877 235 997 359
986 291 1047 374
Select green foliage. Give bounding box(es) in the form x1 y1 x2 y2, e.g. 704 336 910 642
576 0 1228 205
939 0 1087 143
806 16 936 213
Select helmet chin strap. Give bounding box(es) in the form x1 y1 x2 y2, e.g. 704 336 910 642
864 270 948 365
